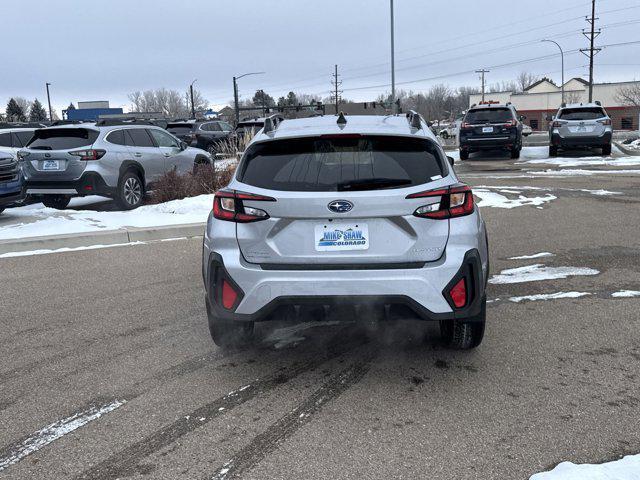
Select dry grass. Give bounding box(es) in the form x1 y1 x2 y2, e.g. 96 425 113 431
148 163 237 204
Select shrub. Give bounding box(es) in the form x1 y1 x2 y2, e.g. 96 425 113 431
148 163 237 204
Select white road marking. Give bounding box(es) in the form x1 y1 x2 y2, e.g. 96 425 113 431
0 241 145 259
509 252 555 260
0 399 125 472
611 290 640 298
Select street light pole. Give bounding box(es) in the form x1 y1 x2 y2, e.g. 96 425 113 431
190 79 197 119
45 82 53 123
232 72 265 125
542 39 565 105
390 0 396 113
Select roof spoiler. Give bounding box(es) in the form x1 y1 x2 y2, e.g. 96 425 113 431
95 118 156 126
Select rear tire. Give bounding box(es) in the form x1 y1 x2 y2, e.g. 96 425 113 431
116 171 144 210
510 147 521 159
549 145 558 157
0 207 4 215
459 149 469 161
42 195 71 210
440 298 486 350
602 143 612 156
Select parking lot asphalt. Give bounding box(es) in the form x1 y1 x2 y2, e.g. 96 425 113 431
1 146 640 479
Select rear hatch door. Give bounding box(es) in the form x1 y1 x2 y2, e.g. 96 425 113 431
234 134 451 266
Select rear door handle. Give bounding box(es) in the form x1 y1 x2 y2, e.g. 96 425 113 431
163 153 170 157
134 152 142 157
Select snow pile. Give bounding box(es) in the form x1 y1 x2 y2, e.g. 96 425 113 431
530 454 640 480
625 139 640 151
522 156 640 168
530 169 640 177
474 189 556 209
0 195 213 240
509 292 590 303
489 264 599 284
611 290 640 298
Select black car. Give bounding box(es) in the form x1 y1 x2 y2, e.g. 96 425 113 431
166 120 234 154
458 103 524 160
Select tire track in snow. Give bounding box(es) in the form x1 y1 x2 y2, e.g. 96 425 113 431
209 350 375 480
75 332 368 480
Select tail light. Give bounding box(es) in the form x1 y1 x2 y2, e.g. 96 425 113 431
598 119 612 126
407 184 474 219
69 149 106 161
449 278 467 308
460 122 471 129
503 120 517 127
552 121 563 128
213 189 275 223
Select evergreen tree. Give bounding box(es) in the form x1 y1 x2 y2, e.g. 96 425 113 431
252 90 275 108
29 99 48 121
6 98 26 122
286 91 298 106
67 102 76 110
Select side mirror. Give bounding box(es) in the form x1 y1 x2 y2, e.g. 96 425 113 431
519 115 526 121
545 115 554 122
447 156 455 167
180 141 188 151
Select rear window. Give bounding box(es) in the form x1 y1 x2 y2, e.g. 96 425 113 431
166 123 194 133
238 135 445 192
464 108 513 124
14 131 34 146
27 128 99 150
558 107 606 120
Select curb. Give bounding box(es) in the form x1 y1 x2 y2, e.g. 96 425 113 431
0 222 205 255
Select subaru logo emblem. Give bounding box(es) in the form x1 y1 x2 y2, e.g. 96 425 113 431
328 200 353 213
44 153 51 158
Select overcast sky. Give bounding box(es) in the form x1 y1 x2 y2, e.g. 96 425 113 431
3 0 639 114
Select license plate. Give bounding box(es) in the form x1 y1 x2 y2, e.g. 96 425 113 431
482 126 493 133
42 160 60 171
315 223 369 251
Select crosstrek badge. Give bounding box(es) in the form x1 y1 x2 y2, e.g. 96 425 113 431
315 224 369 251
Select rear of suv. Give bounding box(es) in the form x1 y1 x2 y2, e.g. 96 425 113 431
459 103 523 160
20 121 212 210
166 120 234 155
548 103 612 156
202 113 489 350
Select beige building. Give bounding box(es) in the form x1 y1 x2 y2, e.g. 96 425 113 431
469 78 640 131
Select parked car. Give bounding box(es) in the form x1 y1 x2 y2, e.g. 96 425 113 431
0 123 41 159
548 103 612 156
0 150 24 214
522 124 532 137
458 102 524 160
438 118 462 139
166 120 234 155
202 113 489 349
19 121 212 210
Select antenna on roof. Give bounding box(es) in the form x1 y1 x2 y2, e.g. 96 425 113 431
406 110 422 130
262 114 280 134
336 112 347 125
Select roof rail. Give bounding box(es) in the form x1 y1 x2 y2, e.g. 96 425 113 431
406 110 422 130
262 114 282 134
95 118 156 127
50 120 93 126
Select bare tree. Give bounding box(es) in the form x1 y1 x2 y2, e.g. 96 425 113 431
616 82 640 107
516 72 541 92
128 87 208 118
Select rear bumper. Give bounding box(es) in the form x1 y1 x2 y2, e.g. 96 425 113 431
460 136 516 151
0 182 25 208
25 172 116 197
551 131 612 148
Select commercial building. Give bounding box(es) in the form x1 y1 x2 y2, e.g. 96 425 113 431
64 101 123 121
469 78 640 131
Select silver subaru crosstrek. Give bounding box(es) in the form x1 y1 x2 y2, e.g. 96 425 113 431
202 113 489 349
19 121 212 209
549 102 613 156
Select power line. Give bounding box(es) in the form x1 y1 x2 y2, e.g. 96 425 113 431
581 0 602 102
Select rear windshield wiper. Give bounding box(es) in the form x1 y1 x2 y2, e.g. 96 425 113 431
337 178 411 191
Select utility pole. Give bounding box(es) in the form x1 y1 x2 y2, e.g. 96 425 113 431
331 64 343 114
232 72 265 125
581 0 601 102
189 79 197 119
390 0 396 113
542 39 565 105
45 82 53 122
475 69 489 102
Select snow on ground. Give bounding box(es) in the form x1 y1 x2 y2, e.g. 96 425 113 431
509 292 591 303
530 454 640 480
521 156 640 168
530 169 640 176
611 290 640 298
0 195 213 241
625 139 640 151
489 264 599 284
509 252 555 260
474 189 556 209
476 185 621 196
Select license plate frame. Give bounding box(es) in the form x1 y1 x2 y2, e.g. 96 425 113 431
42 160 60 171
482 126 493 133
315 223 369 252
